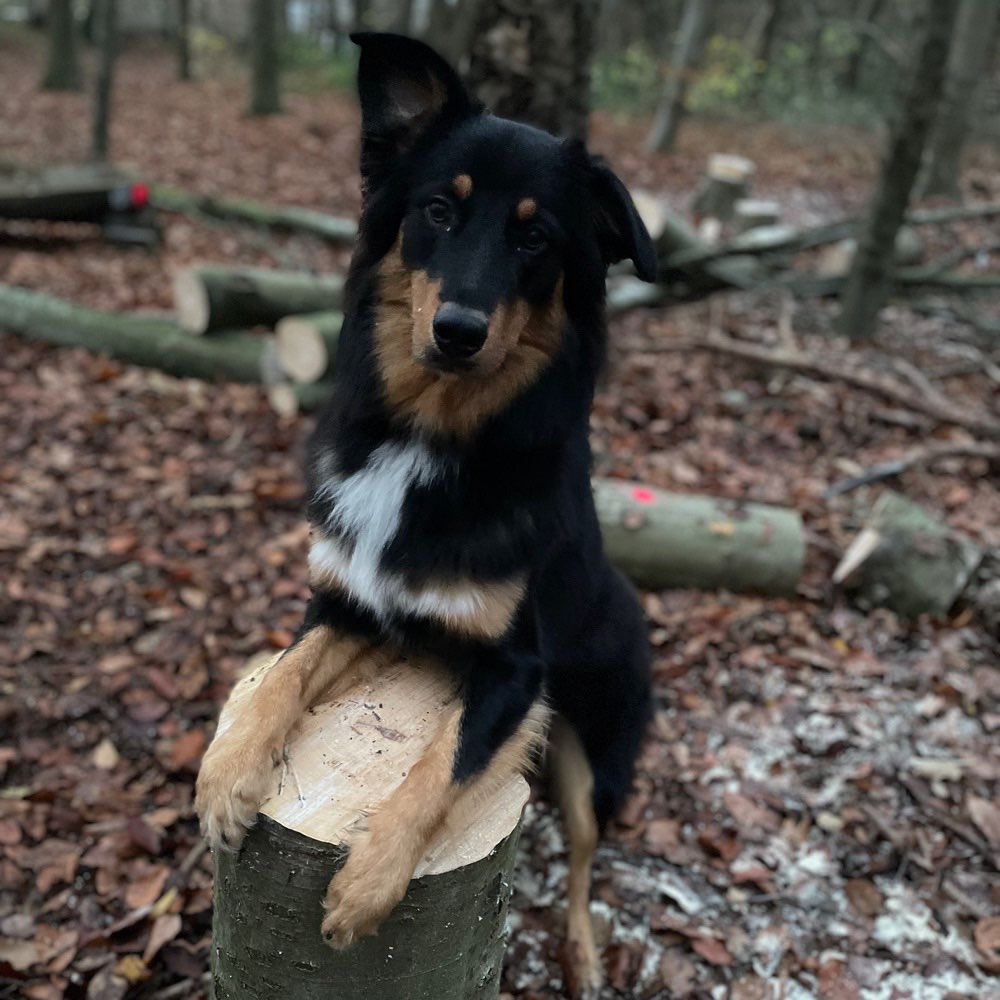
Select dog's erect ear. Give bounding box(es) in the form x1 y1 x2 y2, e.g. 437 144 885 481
586 155 658 283
351 33 475 183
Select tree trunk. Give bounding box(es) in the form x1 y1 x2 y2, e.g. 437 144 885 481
464 0 598 141
173 266 345 335
177 0 192 81
0 283 279 383
645 0 714 153
746 0 784 101
210 654 527 1000
836 0 959 342
839 0 885 92
594 479 805 595
248 0 283 116
91 0 118 162
917 0 1000 199
42 0 81 91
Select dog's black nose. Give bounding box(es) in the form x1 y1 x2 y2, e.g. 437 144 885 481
432 303 489 360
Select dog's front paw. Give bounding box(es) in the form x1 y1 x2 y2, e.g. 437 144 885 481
195 724 282 851
320 831 414 949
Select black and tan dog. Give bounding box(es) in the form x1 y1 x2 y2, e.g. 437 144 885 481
195 32 654 993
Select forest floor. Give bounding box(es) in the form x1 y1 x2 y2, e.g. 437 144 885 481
2 32 1000 1000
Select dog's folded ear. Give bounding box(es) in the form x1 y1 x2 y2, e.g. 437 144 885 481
584 154 658 283
351 32 476 185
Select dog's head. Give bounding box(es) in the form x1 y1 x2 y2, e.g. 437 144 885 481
351 33 656 436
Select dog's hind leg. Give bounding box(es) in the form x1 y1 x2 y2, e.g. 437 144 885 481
196 615 374 851
550 715 603 998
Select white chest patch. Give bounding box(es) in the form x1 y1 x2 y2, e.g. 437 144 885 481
308 440 444 621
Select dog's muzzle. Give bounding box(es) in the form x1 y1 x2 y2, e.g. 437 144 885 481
432 302 489 361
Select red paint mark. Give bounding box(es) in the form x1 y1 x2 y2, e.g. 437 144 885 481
632 487 655 505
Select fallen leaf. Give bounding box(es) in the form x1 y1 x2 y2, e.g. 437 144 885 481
974 916 1000 971
844 878 884 918
968 795 1000 848
692 936 733 966
124 866 170 909
91 739 120 771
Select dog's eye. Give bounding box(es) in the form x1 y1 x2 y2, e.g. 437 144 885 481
425 197 456 230
520 225 548 255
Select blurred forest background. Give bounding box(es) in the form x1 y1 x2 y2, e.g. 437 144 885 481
1 1 1000 998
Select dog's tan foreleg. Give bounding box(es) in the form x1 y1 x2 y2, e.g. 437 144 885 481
321 701 548 949
550 715 602 998
196 625 369 850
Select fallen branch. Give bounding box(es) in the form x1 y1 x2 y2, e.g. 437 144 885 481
648 329 1000 439
150 184 357 245
824 441 1000 497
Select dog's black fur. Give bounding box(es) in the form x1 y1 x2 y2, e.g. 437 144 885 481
301 32 654 832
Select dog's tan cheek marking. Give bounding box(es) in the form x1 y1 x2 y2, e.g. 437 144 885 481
517 197 537 220
453 174 473 200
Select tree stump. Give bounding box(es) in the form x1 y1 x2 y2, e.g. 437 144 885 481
211 653 529 1000
691 154 756 224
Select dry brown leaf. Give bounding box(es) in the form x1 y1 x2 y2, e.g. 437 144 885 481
844 878 884 918
967 795 1000 848
691 936 733 966
142 913 181 965
123 866 170 910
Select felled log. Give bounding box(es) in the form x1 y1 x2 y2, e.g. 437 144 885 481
594 479 805 596
0 282 275 383
173 266 345 336
733 199 780 234
692 154 756 224
833 491 987 621
275 311 343 383
149 184 357 245
0 164 149 223
212 652 528 1000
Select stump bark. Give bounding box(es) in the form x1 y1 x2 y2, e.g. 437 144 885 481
211 654 529 1000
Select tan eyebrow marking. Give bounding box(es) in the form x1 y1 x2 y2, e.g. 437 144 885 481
452 174 473 199
517 197 537 220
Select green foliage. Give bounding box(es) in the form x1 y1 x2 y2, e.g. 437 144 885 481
281 34 356 93
689 31 893 127
592 45 661 115
593 30 896 128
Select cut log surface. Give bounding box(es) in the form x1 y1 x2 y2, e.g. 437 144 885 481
692 154 756 223
594 479 805 595
212 653 528 1000
275 311 343 383
173 266 345 335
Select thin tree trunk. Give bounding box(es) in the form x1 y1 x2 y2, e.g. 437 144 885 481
645 0 714 153
177 0 192 80
840 0 885 92
248 0 283 116
746 0 784 102
464 0 598 141
91 0 118 162
837 0 959 342
42 0 81 91
917 0 1000 199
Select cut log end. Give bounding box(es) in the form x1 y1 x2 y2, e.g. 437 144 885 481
173 268 211 335
275 312 340 383
211 654 528 999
